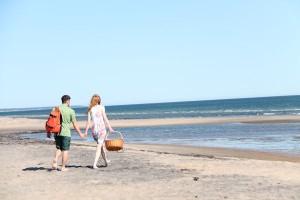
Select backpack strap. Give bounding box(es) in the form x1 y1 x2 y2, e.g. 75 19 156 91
56 106 62 136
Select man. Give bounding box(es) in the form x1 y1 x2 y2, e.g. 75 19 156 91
52 95 86 171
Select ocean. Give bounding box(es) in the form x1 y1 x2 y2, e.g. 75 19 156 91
1 95 300 120
3 95 300 156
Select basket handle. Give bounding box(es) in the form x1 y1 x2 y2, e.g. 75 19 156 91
105 131 123 140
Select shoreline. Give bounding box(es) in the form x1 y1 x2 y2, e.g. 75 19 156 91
1 115 300 163
1 115 300 132
69 139 300 163
125 143 300 163
13 131 300 163
2 130 300 163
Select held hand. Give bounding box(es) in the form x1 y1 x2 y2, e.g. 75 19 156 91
80 133 87 139
84 131 88 138
110 128 114 132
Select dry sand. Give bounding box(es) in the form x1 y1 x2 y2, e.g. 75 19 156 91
1 116 300 199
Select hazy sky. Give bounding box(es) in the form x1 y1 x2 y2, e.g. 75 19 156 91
1 0 299 108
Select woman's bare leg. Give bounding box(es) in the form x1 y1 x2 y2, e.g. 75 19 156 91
101 144 109 166
93 143 102 169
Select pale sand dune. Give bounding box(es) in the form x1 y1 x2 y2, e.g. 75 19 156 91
1 115 300 131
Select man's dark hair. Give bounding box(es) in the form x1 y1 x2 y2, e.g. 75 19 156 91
61 95 71 103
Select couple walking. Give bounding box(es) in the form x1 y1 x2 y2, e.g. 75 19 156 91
52 94 113 171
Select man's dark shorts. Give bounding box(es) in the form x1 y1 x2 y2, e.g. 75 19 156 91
54 135 71 151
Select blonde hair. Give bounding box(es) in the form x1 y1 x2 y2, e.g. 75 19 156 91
87 94 101 113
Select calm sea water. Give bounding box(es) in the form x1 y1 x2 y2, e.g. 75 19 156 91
21 123 300 156
4 95 300 156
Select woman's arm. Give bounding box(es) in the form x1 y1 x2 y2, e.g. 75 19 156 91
84 111 91 135
102 106 114 132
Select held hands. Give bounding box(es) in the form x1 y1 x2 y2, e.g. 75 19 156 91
80 133 87 139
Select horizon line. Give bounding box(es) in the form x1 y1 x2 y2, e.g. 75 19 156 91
0 94 299 110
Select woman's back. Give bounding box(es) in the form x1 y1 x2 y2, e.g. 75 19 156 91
90 105 106 134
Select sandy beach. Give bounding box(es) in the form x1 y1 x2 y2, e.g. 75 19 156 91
1 116 300 199
2 0 299 198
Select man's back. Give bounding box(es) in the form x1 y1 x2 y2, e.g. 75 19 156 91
59 104 76 137
52 95 84 171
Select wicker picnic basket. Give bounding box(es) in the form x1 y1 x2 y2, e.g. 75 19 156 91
105 131 124 151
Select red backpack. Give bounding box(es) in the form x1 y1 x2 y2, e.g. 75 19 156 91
45 107 62 138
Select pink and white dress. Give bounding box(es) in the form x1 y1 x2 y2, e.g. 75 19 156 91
90 105 107 144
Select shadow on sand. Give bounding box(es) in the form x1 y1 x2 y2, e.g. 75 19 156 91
22 167 53 172
22 165 104 171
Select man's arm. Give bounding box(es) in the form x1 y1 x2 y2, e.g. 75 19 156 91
73 121 86 139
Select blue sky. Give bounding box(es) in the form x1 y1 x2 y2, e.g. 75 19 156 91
0 0 299 108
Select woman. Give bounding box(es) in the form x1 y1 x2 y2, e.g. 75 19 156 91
84 94 114 168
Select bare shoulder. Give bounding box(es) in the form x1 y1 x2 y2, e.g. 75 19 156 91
99 105 105 111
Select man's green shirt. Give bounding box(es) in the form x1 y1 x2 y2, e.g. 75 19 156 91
58 104 76 137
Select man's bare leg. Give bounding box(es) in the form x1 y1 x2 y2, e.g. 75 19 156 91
61 151 69 171
52 149 61 169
